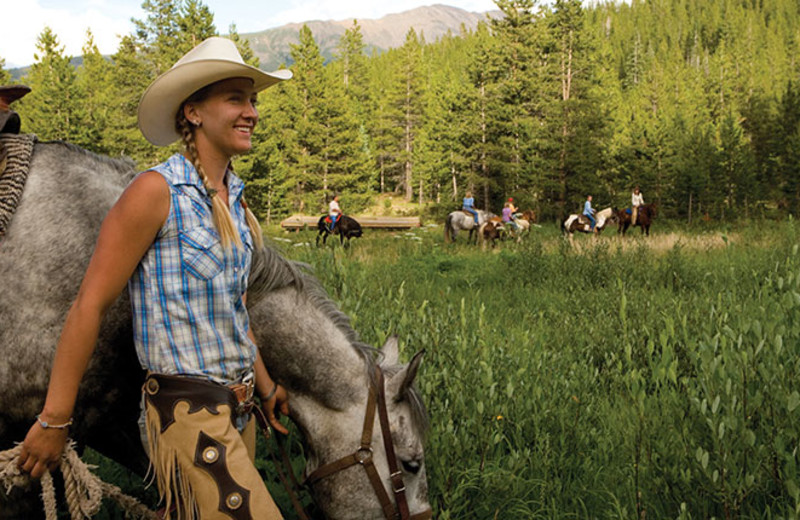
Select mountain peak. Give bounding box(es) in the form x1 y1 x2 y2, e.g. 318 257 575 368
243 4 494 70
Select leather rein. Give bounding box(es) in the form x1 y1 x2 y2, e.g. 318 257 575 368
256 365 432 520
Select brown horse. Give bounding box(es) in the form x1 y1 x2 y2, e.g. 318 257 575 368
520 209 536 223
617 203 657 236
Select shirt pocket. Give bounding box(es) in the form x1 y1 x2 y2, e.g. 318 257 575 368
179 226 224 281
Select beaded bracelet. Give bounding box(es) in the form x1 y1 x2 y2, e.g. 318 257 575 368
261 381 278 403
36 414 73 430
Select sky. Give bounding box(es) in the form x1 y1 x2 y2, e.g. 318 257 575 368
0 0 500 68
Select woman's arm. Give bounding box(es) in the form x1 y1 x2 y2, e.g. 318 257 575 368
253 347 290 435
248 324 290 435
17 171 169 478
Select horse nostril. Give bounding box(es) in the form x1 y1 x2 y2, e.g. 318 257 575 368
402 460 421 475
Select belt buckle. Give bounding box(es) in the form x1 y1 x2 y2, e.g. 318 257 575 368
234 371 255 415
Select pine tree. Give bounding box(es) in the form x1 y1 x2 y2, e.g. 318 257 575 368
336 21 368 109
485 0 542 212
228 23 258 67
288 25 328 212
177 0 217 55
133 0 183 75
398 29 425 201
368 52 405 194
74 30 113 153
20 27 81 142
105 35 155 164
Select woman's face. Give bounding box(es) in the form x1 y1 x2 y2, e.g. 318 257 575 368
186 77 259 157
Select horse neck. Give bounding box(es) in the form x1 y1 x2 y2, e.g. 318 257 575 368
248 285 371 428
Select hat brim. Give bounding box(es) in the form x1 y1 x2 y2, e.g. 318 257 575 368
138 60 292 146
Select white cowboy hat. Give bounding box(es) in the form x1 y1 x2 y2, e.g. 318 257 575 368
138 36 292 146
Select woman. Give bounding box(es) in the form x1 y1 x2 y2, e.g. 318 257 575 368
502 197 518 231
328 194 341 231
631 185 644 225
462 190 478 225
17 37 291 519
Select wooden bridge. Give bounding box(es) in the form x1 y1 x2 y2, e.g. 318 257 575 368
280 215 421 231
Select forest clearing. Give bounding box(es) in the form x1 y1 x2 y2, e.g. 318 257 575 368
3 0 800 517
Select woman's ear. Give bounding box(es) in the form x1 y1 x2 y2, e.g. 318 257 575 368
183 103 200 126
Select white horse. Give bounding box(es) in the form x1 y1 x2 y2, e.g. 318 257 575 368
444 209 494 243
562 207 616 237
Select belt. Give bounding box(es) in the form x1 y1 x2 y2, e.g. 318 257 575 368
144 373 255 434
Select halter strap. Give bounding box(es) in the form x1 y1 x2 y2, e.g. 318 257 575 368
303 365 431 520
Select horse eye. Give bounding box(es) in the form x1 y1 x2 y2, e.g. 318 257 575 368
401 460 421 475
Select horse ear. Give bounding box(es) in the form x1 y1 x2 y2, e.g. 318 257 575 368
380 335 399 366
386 350 425 402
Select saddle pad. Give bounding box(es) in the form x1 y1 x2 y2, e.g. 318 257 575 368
0 133 36 240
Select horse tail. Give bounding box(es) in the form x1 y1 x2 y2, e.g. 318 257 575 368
444 214 454 243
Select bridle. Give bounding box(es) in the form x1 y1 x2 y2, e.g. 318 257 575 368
256 365 432 520
305 364 432 519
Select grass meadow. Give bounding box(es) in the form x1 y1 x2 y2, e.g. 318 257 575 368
88 219 800 519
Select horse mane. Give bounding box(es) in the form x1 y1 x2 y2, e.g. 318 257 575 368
45 140 137 182
247 243 430 435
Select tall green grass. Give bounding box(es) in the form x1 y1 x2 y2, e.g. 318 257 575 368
281 222 800 519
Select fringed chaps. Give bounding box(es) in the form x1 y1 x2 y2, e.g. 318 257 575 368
143 375 282 520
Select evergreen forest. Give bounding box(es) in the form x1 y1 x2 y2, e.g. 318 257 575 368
3 0 800 223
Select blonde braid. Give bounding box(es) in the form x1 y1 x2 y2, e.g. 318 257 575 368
177 113 242 249
225 160 264 248
241 197 264 248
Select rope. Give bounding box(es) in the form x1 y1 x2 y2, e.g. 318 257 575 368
0 441 158 520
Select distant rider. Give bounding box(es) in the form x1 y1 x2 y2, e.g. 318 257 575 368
502 197 518 230
328 194 341 231
583 195 597 233
462 191 478 225
631 186 644 225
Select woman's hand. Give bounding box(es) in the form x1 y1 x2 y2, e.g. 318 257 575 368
17 420 69 478
260 384 290 435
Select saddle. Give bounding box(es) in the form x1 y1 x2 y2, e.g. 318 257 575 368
461 209 475 217
0 133 36 239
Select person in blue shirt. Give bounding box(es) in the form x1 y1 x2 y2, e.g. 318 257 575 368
583 195 597 233
462 190 478 224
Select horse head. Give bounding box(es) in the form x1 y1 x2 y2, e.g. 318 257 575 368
247 254 431 519
300 337 431 520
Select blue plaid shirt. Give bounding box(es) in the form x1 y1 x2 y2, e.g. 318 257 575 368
128 154 255 384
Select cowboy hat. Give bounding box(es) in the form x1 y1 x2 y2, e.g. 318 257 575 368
138 36 292 146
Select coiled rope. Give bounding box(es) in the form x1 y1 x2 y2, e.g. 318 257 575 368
0 441 158 520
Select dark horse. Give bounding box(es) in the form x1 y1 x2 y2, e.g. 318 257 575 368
616 203 657 236
0 138 430 519
316 214 363 246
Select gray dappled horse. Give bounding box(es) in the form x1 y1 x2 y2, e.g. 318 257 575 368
0 140 431 519
443 209 493 243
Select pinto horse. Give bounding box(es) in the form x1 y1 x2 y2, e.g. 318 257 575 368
316 214 363 246
562 207 616 238
616 203 657 236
